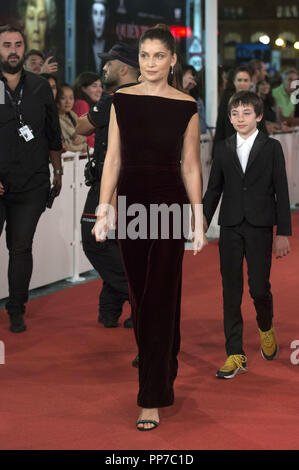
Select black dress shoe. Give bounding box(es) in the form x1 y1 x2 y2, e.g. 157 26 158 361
9 313 27 333
98 316 119 328
132 355 139 368
123 316 133 328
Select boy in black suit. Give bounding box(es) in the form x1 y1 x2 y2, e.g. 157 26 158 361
203 91 292 379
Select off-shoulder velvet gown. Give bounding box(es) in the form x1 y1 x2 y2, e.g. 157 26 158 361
113 93 197 408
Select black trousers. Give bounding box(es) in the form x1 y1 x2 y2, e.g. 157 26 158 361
219 220 274 356
0 183 49 315
81 182 129 321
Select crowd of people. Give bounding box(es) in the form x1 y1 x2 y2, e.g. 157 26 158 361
21 45 299 150
213 60 299 144
0 22 295 432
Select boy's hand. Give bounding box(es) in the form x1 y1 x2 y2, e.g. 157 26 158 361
273 235 290 258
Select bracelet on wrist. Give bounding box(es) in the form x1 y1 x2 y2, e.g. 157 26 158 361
54 169 63 175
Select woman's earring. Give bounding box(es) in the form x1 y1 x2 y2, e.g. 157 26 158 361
171 65 174 75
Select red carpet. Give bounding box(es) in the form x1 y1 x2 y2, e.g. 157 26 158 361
1 214 299 450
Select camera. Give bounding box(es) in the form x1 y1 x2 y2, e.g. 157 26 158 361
84 157 98 186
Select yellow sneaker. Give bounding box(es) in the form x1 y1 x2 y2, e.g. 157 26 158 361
259 326 278 360
216 354 247 379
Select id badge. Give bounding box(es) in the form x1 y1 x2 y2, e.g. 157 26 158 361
18 124 34 142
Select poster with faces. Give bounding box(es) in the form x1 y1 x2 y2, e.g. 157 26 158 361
0 0 187 79
76 0 110 76
0 0 65 79
75 0 186 77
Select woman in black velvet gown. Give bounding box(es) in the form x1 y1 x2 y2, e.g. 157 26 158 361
92 25 207 430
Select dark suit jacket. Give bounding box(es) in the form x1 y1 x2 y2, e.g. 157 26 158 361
203 131 292 236
212 91 269 158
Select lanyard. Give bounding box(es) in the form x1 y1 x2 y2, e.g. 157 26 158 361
5 86 25 126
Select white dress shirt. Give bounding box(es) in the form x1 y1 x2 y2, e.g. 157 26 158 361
236 129 259 173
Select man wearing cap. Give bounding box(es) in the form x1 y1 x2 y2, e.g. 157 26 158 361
76 43 139 328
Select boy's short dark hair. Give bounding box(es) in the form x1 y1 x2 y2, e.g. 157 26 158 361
228 90 264 117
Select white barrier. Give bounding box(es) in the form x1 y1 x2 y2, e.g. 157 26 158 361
272 128 299 207
1 131 298 300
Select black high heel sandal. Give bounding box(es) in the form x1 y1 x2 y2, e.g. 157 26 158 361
136 419 159 431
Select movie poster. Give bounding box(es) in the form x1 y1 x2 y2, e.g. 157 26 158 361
1 0 186 79
0 0 65 80
76 0 186 76
76 0 113 75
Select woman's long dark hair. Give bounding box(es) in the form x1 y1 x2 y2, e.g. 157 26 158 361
73 72 101 106
224 65 252 97
182 64 200 99
256 79 276 109
139 24 183 91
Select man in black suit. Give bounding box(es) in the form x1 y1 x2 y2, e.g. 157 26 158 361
203 91 292 379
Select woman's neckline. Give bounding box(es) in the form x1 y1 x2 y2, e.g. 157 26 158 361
115 92 195 103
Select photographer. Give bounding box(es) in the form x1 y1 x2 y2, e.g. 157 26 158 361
24 49 58 75
76 43 139 328
0 25 62 333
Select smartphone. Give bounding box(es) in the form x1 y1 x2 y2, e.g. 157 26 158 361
45 50 56 64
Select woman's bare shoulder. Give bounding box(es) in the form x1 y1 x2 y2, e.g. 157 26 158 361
115 85 141 95
115 86 197 103
170 90 197 103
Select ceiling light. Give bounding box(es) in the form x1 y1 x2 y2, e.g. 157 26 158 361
275 38 285 47
259 35 270 45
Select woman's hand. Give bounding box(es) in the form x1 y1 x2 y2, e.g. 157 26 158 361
107 206 117 230
191 211 208 255
92 213 108 242
191 230 208 255
91 203 116 241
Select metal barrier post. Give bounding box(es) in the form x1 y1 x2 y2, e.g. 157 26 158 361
67 152 85 283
